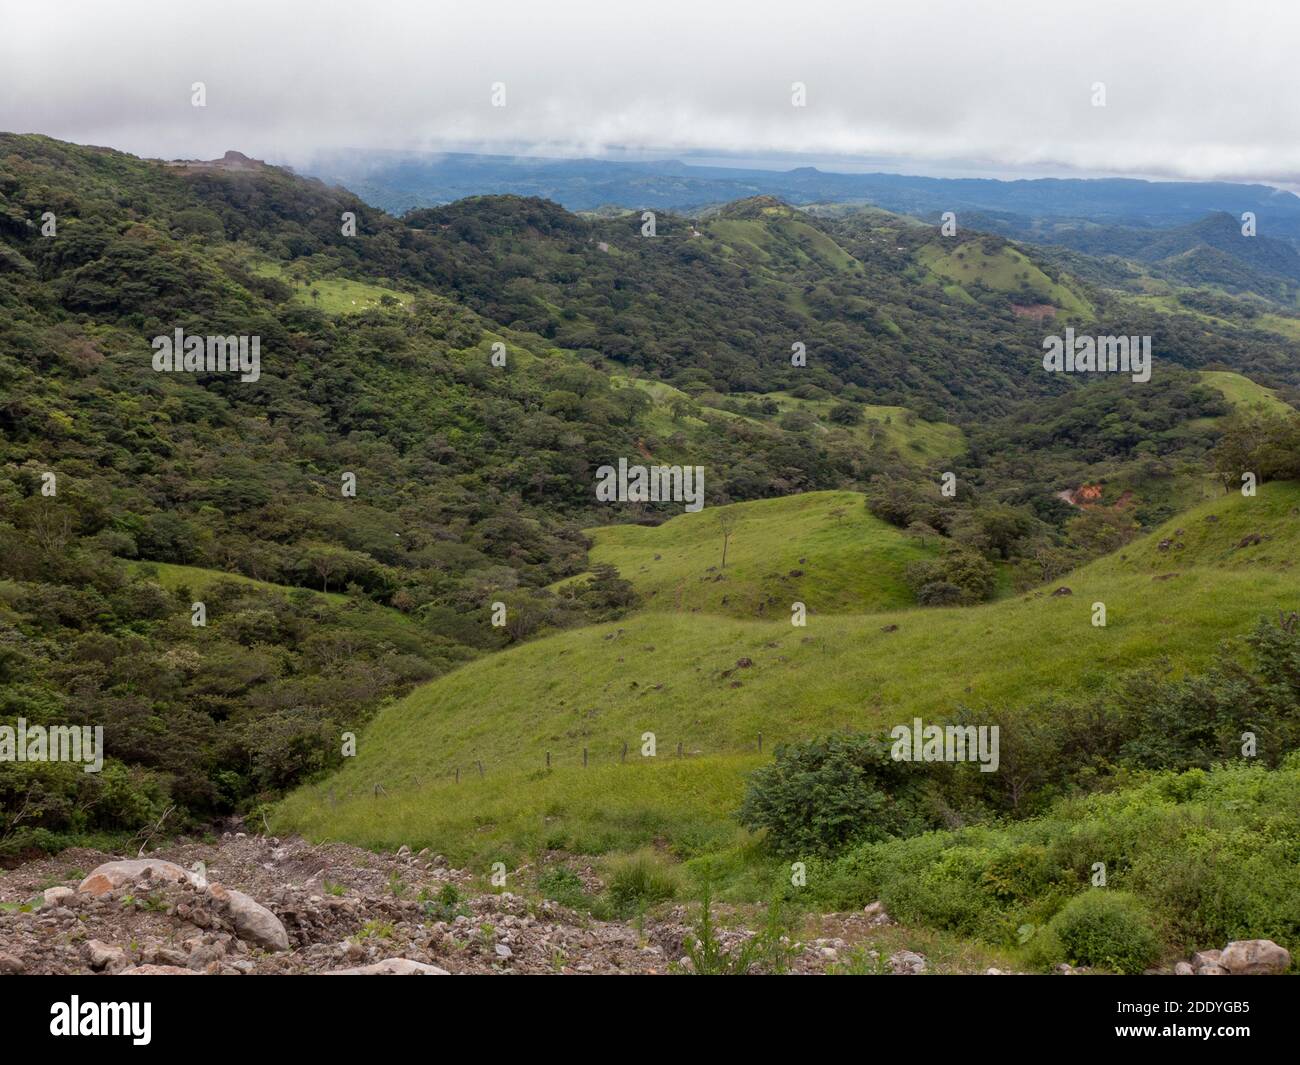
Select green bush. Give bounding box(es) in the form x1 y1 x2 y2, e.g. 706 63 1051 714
1046 891 1162 974
738 732 938 856
804 760 1300 962
605 849 681 915
537 866 592 911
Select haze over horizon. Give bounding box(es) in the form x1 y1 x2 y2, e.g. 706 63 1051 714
5 0 1299 191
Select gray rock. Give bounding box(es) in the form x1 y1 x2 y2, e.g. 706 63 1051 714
78 858 195 896
146 947 189 967
1220 940 1292 975
84 939 129 973
208 883 290 952
41 886 75 910
1191 949 1228 975
322 958 449 975
889 950 927 975
1175 961 1195 976
0 951 25 974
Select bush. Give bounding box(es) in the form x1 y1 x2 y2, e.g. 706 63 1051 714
605 849 681 915
738 732 938 856
905 548 996 605
537 866 592 911
1047 891 1162 974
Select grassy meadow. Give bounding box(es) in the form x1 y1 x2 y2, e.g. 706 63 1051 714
275 481 1300 871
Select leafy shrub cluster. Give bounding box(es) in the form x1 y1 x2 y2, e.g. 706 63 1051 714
738 615 1300 969
737 732 940 855
742 613 1300 859
787 758 1300 970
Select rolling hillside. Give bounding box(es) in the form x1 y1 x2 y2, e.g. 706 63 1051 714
1198 370 1295 416
275 481 1300 866
565 491 937 619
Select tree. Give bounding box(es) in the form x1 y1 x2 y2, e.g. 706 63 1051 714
963 502 1037 561
828 402 862 426
717 511 737 569
298 542 350 593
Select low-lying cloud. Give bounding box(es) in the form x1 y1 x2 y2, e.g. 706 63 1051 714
3 0 1298 186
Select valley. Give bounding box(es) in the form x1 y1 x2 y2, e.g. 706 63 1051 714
2 132 1298 979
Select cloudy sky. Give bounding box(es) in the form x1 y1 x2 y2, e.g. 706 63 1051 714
4 0 1299 186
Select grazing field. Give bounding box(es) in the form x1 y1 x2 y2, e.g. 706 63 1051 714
276 482 1300 869
570 491 937 618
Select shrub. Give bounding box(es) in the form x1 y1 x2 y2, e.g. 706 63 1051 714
739 732 938 856
1048 891 1161 974
537 866 591 911
905 549 996 605
605 849 681 915
678 882 794 975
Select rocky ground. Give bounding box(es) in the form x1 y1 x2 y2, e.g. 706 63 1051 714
1 832 1289 976
0 832 929 976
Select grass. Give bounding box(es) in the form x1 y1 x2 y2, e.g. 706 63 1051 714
917 240 1092 316
758 393 965 463
128 559 348 603
566 490 937 618
1197 370 1294 416
248 261 413 315
126 560 436 648
275 482 1300 871
706 216 862 274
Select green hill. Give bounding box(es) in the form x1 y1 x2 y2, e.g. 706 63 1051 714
568 490 937 619
1197 370 1294 416
275 481 1300 866
917 238 1093 316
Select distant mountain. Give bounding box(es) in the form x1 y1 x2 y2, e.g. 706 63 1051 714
301 149 1300 243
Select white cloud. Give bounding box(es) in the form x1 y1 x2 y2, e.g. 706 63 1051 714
3 0 1298 185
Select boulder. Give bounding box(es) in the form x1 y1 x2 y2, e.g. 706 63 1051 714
83 939 130 973
863 900 894 927
0 951 25 974
207 883 290 952
1219 940 1291 976
1174 961 1194 976
322 958 449 975
78 858 194 896
145 947 189 967
41 886 75 910
1191 949 1227 975
889 950 927 975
